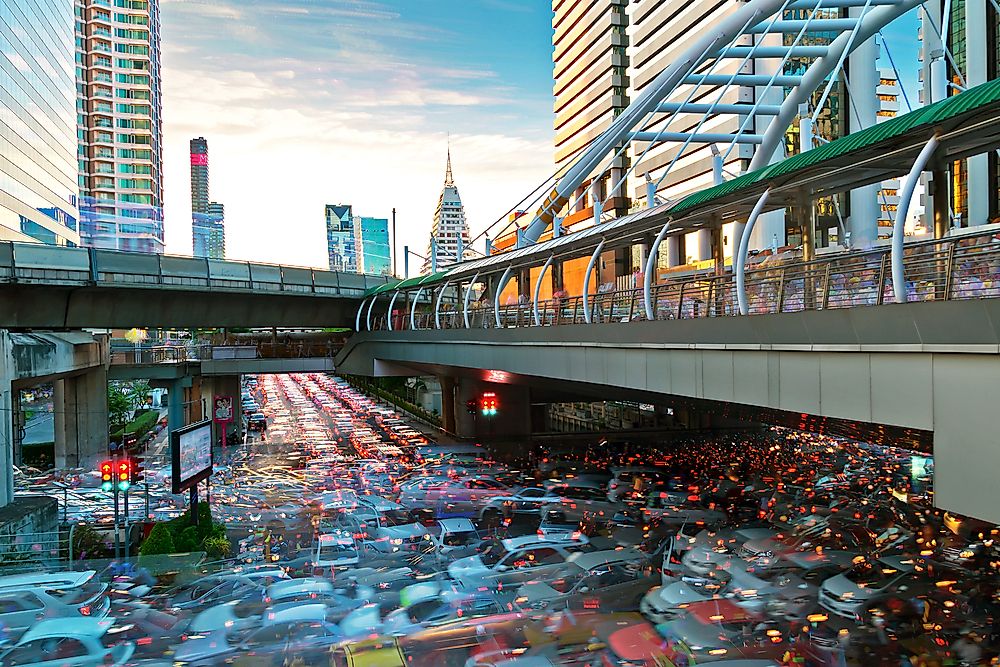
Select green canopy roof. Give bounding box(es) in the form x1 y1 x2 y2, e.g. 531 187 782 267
362 271 449 298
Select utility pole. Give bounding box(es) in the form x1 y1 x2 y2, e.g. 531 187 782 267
391 207 397 277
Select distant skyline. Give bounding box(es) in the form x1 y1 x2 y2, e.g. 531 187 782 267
161 0 555 269
160 1 921 270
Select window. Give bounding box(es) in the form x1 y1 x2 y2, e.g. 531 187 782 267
115 28 149 40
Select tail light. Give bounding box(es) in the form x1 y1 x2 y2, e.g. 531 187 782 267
79 605 92 616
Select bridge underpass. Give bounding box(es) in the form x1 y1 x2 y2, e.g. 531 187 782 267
336 298 1000 524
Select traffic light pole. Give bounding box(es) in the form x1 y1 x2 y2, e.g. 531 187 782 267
112 484 121 560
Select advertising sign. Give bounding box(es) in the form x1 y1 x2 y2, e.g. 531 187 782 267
213 396 234 423
171 419 213 494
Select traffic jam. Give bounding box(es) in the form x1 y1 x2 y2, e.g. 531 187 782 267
3 372 1000 667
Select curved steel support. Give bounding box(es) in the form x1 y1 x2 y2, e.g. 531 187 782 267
365 294 377 331
750 0 926 170
386 290 401 331
434 280 450 329
533 254 555 327
494 265 514 329
583 240 606 324
463 272 480 329
643 223 671 321
892 135 939 304
410 287 424 331
522 0 789 244
736 189 772 315
355 297 368 331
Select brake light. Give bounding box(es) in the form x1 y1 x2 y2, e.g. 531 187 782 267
79 605 92 616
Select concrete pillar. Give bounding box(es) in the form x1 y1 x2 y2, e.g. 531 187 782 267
932 170 950 239
53 366 109 470
665 236 682 268
690 230 713 263
965 0 989 226
439 376 456 435
847 10 880 248
0 336 15 507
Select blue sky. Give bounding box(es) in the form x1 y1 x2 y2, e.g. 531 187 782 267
160 1 925 268
160 0 557 266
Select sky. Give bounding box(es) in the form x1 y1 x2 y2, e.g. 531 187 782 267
160 0 556 268
160 1 922 270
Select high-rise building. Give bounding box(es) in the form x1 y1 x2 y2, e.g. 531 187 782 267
423 150 471 274
876 68 901 235
326 204 357 272
355 216 391 275
1 0 80 246
75 0 164 253
552 0 630 224
190 137 225 258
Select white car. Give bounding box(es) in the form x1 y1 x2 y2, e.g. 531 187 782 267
478 487 563 523
448 534 590 588
313 530 360 570
639 574 726 623
818 555 918 619
0 570 110 633
0 618 133 667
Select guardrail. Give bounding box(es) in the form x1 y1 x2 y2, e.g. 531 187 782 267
110 342 345 366
370 228 1000 331
0 242 391 296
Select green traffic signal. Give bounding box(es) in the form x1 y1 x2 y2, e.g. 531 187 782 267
101 481 113 492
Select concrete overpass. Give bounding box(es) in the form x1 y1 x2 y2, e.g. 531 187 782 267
337 298 1000 524
0 243 387 328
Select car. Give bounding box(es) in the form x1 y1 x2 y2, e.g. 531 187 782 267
655 599 768 664
513 548 654 612
247 412 267 431
478 487 563 524
0 618 133 667
538 483 621 529
164 568 289 610
313 530 361 571
0 570 110 633
399 477 512 518
427 518 482 558
172 604 343 665
448 533 591 588
607 467 671 503
382 586 509 636
818 555 918 619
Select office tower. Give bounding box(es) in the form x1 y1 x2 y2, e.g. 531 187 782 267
355 216 391 275
75 0 164 253
326 204 357 272
423 150 471 274
876 69 901 236
552 0 631 225
1 0 80 245
190 137 225 259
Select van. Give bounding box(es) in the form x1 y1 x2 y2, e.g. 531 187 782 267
0 570 110 633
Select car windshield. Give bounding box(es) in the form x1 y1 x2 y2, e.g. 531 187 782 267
846 561 900 587
381 509 417 527
319 541 357 559
479 543 510 567
48 580 104 605
443 531 478 547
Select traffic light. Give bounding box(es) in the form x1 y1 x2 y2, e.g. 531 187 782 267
479 392 498 417
100 461 114 492
131 457 145 485
117 459 131 492
466 400 477 415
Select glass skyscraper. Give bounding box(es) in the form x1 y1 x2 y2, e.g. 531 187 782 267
190 136 225 259
75 0 164 253
356 216 390 275
326 203 357 272
0 0 81 246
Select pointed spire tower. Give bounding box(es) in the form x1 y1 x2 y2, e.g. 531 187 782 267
423 143 470 274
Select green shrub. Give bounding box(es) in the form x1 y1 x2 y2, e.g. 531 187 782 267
203 535 231 559
139 523 175 556
71 525 110 561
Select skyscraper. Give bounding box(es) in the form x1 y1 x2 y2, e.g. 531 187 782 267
423 149 471 274
1 0 80 246
75 0 164 253
552 0 630 223
355 217 391 275
190 137 225 258
326 204 357 272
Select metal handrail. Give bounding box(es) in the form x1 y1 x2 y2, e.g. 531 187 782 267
369 229 1000 331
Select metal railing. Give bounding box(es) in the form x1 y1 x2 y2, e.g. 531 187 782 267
370 228 1000 331
0 242 390 297
110 342 345 366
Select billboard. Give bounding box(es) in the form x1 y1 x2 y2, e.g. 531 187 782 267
213 396 233 423
171 419 213 494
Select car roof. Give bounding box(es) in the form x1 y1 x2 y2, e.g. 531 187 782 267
19 617 115 643
268 578 334 596
568 548 644 571
0 570 95 591
501 533 588 550
438 518 477 533
878 555 918 572
264 603 329 625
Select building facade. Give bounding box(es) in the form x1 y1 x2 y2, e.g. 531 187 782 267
552 0 630 224
326 203 357 272
1 0 80 246
355 216 391 275
876 68 902 236
423 150 471 274
75 0 164 253
190 137 225 259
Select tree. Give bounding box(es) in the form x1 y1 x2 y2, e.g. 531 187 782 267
139 523 175 556
108 380 152 430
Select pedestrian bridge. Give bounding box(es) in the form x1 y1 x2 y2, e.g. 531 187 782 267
0 243 389 329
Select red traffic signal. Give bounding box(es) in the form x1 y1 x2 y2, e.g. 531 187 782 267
466 400 477 415
100 460 114 492
479 392 498 417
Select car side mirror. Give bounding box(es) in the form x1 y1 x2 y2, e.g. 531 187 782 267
579 586 590 593
497 565 510 572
